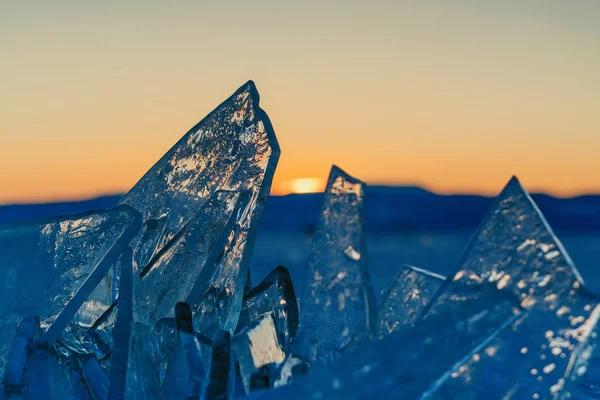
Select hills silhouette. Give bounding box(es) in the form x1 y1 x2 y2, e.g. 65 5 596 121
2 186 599 234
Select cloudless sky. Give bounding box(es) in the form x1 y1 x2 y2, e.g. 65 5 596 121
1 1 599 203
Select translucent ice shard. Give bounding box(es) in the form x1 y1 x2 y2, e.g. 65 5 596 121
236 266 299 353
376 265 445 339
107 247 134 400
258 177 600 399
292 166 376 365
0 206 141 377
120 80 280 362
233 312 285 393
418 177 600 399
204 330 235 400
349 265 445 347
120 80 280 277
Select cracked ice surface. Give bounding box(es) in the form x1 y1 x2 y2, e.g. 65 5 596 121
376 265 445 339
258 177 599 399
292 166 377 365
0 206 141 378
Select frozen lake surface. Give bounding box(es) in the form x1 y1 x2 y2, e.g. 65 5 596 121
251 231 600 298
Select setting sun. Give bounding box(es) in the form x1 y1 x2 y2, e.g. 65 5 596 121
273 178 325 195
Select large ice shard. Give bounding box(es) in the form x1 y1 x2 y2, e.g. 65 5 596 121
120 80 279 358
416 177 600 399
258 177 600 399
376 265 445 339
0 206 141 378
120 80 280 276
291 166 376 366
236 266 299 353
233 312 286 393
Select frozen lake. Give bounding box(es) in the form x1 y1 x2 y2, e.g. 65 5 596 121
251 231 600 298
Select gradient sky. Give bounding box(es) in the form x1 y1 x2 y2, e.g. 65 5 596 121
1 1 599 203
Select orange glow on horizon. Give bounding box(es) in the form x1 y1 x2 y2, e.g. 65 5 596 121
272 178 325 195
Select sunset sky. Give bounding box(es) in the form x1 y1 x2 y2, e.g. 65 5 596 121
1 1 599 203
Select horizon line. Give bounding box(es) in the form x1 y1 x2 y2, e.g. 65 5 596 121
2 184 600 207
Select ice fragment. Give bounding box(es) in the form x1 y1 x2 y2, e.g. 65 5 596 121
236 266 299 353
376 265 445 339
233 312 285 393
292 166 376 365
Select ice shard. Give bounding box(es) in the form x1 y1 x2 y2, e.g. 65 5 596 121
416 176 600 399
291 166 376 365
349 265 446 348
107 247 134 400
0 206 141 377
376 265 445 339
233 312 286 393
120 80 280 277
120 80 279 359
258 177 600 399
236 266 299 353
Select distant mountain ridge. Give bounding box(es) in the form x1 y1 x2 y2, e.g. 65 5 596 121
1 187 600 233
0 195 123 225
